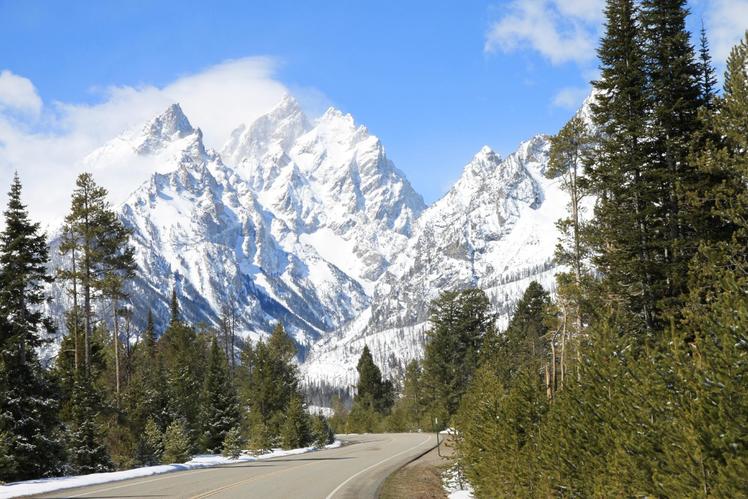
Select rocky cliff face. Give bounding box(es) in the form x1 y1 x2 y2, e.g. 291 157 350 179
49 94 571 382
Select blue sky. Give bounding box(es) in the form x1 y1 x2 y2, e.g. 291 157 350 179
0 0 745 222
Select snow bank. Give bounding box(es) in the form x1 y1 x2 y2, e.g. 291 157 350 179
442 464 474 499
0 441 342 499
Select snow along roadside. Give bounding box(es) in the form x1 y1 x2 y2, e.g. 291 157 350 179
0 441 342 499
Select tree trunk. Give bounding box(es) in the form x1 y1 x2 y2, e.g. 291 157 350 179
83 193 91 374
550 333 557 396
71 245 79 372
113 298 120 401
560 317 567 391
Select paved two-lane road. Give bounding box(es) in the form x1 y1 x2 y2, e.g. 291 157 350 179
33 433 436 499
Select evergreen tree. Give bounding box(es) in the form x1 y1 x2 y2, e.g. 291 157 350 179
391 360 425 430
68 375 113 474
493 282 551 386
328 395 349 434
221 427 244 459
697 24 718 108
170 286 179 324
660 33 748 496
162 419 191 464
0 431 15 481
246 414 273 452
546 116 592 285
59 172 136 385
310 414 334 447
0 175 65 481
281 395 310 449
136 417 163 466
245 323 301 438
143 308 156 351
421 288 492 422
201 337 240 453
589 0 657 333
160 319 203 446
639 0 704 320
458 362 547 497
353 345 393 414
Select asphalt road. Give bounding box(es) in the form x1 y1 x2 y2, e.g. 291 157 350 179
33 433 437 499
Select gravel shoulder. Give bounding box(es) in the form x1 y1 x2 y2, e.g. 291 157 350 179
379 435 455 499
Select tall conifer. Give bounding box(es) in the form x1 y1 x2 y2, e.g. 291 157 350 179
0 175 65 481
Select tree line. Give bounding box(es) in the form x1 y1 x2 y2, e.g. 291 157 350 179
336 2 747 496
0 173 333 483
369 2 746 496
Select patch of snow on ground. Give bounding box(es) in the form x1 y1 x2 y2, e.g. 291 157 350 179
0 441 342 499
442 464 474 499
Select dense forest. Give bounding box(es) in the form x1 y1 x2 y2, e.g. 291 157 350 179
0 172 333 482
339 1 748 496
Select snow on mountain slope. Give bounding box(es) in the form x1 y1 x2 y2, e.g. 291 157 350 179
55 103 371 351
222 97 426 290
301 135 564 389
48 92 575 386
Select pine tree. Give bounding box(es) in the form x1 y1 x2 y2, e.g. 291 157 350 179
547 116 592 285
353 345 393 414
589 0 657 333
398 360 425 430
493 282 551 386
201 337 240 453
246 414 273 453
162 419 191 464
59 173 136 389
244 323 302 438
421 288 492 422
697 24 718 109
457 361 547 497
68 375 113 474
281 395 310 449
310 414 333 447
143 308 156 351
136 417 163 466
0 175 65 481
659 33 748 496
170 286 179 324
221 427 244 459
0 431 15 482
639 0 703 322
160 319 203 446
328 395 349 434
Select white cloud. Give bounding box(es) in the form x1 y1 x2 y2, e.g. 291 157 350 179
552 86 590 110
0 57 293 228
704 0 748 65
0 70 43 117
485 0 604 65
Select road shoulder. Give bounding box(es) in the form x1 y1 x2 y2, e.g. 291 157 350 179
378 438 454 499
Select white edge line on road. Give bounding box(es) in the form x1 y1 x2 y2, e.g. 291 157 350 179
324 435 433 499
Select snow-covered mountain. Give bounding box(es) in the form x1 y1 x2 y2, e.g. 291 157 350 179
50 93 571 384
301 135 564 389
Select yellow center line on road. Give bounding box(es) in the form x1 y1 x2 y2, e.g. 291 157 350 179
65 467 217 497
189 436 391 499
188 459 322 499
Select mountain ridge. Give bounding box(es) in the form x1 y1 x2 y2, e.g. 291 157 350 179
49 93 576 386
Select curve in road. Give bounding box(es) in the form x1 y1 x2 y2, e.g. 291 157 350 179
32 433 436 499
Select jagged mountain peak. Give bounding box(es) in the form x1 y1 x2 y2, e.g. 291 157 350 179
314 107 368 140
463 145 502 175
139 103 195 148
222 94 311 169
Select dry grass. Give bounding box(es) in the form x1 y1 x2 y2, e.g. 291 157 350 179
379 441 455 499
